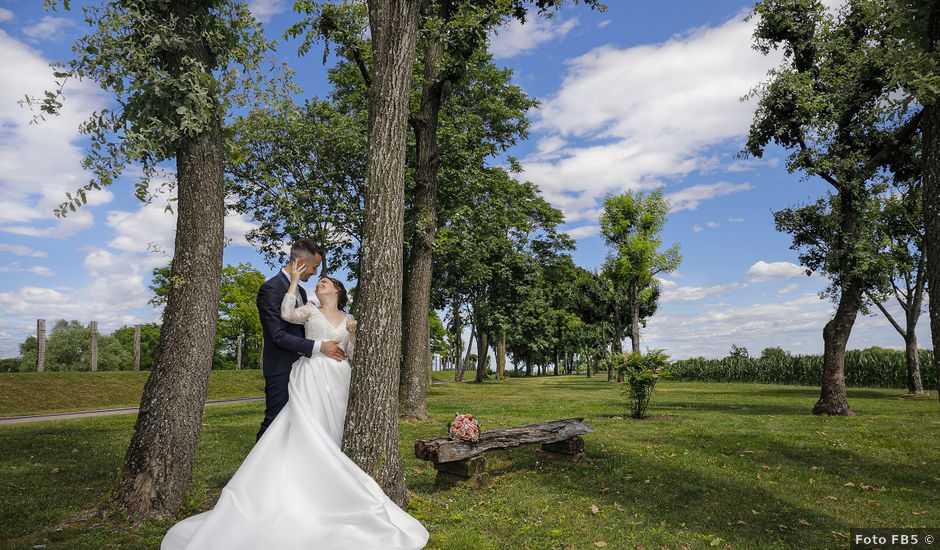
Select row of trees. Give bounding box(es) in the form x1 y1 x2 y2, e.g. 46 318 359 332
28 0 616 519
745 0 940 414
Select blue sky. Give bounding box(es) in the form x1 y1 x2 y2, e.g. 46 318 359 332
0 0 931 360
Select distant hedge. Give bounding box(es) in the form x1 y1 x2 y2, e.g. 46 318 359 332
670 348 935 389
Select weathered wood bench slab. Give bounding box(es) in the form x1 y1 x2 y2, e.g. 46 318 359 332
414 418 593 489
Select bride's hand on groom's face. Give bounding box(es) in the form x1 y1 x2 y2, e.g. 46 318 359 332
289 258 306 281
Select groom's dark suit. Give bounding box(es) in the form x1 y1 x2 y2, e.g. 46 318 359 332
256 271 317 442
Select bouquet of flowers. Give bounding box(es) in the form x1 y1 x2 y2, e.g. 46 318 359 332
447 413 480 442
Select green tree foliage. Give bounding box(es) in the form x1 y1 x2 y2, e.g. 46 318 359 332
600 189 680 356
227 99 366 274
149 262 264 369
745 0 922 416
216 263 265 369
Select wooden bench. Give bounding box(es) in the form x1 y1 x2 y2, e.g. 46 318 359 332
414 417 593 489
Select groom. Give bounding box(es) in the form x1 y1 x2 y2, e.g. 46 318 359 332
255 238 346 442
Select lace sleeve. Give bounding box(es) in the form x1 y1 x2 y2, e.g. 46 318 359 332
281 289 313 324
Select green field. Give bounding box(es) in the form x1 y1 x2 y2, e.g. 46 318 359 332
0 370 267 417
1 374 938 549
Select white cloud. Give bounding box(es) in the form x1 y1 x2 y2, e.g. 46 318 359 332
665 182 752 213
0 243 47 257
775 282 800 296
105 184 258 261
729 216 744 223
660 281 749 303
0 8 14 22
597 19 611 29
705 221 720 228
247 0 289 23
519 11 780 223
644 292 833 358
566 224 600 239
22 16 74 42
0 30 111 237
747 260 806 282
0 262 53 276
692 224 703 233
489 16 579 59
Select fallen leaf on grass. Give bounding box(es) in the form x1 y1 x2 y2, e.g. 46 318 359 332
824 495 838 501
844 482 855 487
798 519 812 526
613 502 625 511
590 505 600 515
594 541 608 548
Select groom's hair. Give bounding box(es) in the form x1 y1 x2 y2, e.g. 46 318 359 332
290 239 325 264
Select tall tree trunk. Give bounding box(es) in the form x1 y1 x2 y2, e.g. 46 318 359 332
903 329 924 395
495 332 506 380
923 99 940 403
815 291 859 416
923 6 940 403
553 345 559 376
457 322 474 382
474 328 488 382
400 7 447 420
114 112 226 516
342 0 421 509
525 354 533 377
631 279 641 354
607 341 615 382
451 301 462 378
814 190 862 416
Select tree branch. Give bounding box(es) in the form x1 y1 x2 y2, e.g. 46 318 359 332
867 291 906 337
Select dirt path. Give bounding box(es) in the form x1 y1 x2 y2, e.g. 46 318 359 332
0 397 265 426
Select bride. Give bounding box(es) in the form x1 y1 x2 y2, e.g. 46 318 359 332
161 259 430 550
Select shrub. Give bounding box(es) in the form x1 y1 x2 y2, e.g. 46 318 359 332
608 350 671 419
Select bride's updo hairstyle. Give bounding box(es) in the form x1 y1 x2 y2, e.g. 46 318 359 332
324 277 349 311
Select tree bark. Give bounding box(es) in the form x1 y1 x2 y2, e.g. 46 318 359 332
341 0 421 509
457 320 474 382
923 4 940 403
923 100 940 403
114 114 226 516
904 330 924 395
474 328 488 382
400 6 447 420
813 191 861 416
495 332 506 380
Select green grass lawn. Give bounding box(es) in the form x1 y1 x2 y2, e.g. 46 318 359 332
1 375 938 549
0 370 267 417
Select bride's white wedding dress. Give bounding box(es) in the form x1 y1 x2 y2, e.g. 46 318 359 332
161 289 430 550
